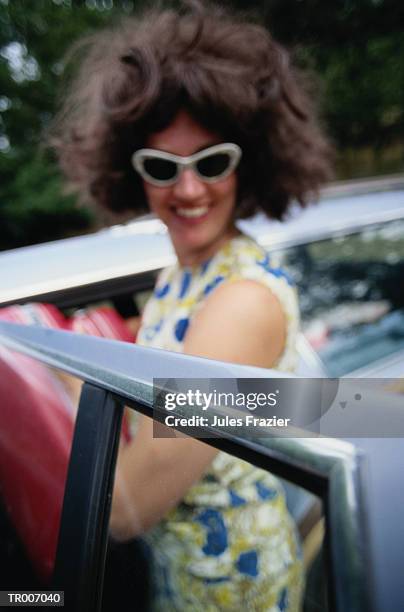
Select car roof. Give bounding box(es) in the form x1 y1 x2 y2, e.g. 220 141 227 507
0 218 175 307
241 180 404 249
1 175 403 307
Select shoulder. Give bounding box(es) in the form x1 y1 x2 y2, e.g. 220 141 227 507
202 234 298 325
201 278 284 315
194 279 286 334
183 279 287 369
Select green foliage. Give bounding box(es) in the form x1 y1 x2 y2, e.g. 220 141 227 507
261 0 404 150
0 0 142 250
293 33 404 150
0 151 93 249
1 0 403 250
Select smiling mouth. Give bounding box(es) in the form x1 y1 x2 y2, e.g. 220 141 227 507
174 206 209 219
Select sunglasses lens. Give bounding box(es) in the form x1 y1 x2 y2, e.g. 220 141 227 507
143 158 177 182
196 152 232 179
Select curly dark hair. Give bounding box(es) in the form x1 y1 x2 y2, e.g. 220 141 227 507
49 1 333 221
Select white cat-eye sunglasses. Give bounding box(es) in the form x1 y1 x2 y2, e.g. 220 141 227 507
131 142 242 187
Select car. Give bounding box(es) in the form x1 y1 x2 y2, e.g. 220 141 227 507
0 175 403 611
1 174 404 379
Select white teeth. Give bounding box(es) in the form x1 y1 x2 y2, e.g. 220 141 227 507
176 206 209 218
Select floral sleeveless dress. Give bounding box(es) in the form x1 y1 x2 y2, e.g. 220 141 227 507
136 234 304 611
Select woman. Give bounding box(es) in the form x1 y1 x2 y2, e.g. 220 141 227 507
50 2 332 609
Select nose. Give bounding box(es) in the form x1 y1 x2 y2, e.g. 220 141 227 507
172 168 207 201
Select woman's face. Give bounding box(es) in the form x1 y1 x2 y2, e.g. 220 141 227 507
142 110 238 266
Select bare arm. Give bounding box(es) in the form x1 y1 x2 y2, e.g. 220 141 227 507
109 279 286 540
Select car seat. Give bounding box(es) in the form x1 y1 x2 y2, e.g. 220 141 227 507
0 303 136 582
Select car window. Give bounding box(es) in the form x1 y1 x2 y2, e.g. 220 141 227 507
274 218 404 376
0 355 78 589
106 413 328 612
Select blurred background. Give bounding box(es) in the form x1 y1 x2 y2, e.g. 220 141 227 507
1 0 403 251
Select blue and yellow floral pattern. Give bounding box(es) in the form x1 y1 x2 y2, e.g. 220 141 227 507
136 234 303 610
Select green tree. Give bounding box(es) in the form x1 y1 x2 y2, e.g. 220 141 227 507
0 0 139 250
